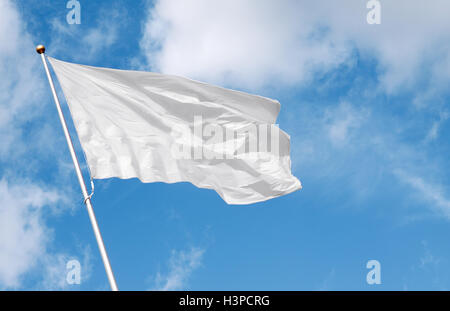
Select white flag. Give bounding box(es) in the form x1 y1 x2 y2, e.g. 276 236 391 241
48 57 301 204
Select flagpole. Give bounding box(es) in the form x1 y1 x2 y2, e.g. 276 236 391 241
36 45 119 291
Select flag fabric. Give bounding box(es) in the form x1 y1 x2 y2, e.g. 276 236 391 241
48 57 301 204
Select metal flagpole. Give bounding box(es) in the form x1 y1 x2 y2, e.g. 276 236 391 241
36 45 119 291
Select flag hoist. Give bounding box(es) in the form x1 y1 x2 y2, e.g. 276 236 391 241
36 45 119 291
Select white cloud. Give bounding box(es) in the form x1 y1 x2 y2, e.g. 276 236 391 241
141 0 350 89
324 1 450 94
0 2 65 289
0 179 61 288
0 0 89 290
141 0 450 93
0 0 44 158
0 176 86 290
141 1 450 220
152 247 205 291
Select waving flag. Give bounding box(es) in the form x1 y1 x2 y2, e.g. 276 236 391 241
48 57 301 204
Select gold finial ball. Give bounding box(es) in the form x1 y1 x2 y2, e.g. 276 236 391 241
36 45 45 54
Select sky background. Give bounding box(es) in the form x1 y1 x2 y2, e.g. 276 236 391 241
1 0 450 290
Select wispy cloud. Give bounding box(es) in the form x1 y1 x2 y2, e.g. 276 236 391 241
49 8 123 61
425 111 449 142
419 241 441 269
151 247 205 291
325 102 368 146
404 241 447 290
289 96 450 221
318 268 336 291
37 245 92 290
394 170 450 219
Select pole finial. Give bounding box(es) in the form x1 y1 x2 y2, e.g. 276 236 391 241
36 45 45 54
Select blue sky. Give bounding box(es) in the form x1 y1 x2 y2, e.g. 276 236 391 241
1 0 450 290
